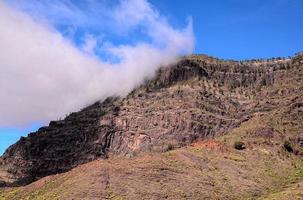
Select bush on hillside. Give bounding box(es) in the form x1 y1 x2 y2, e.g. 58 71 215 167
283 140 293 152
234 141 246 150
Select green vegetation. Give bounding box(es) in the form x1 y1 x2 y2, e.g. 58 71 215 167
283 140 293 152
234 141 246 150
166 143 175 151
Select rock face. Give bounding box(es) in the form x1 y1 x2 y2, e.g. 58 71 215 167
0 98 120 185
0 53 302 186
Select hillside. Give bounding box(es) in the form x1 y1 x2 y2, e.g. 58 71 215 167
0 114 303 199
0 53 303 199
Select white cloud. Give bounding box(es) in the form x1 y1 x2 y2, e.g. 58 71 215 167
0 0 195 126
82 34 98 54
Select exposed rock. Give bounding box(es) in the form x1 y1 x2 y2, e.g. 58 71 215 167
0 53 302 186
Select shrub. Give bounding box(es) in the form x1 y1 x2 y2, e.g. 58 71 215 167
166 143 175 151
0 180 6 187
234 141 246 150
284 140 293 152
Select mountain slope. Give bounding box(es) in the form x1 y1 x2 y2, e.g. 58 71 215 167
0 112 303 199
0 53 302 199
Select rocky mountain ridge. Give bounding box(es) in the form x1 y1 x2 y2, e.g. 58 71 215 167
0 52 302 187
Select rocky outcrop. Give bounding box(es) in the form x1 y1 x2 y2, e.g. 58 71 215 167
0 53 302 186
0 98 121 186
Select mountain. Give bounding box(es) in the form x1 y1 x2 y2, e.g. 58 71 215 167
0 53 303 199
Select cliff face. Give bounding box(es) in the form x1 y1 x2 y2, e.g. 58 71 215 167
0 53 302 186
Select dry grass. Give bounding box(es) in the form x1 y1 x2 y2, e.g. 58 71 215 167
1 114 302 200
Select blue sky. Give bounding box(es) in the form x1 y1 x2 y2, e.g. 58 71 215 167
0 124 42 155
151 0 303 59
0 0 302 155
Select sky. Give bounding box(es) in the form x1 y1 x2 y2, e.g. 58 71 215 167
0 0 302 155
151 0 303 59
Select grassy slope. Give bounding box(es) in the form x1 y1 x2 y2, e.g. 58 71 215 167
0 111 302 200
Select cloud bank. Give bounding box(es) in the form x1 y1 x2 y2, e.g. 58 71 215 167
0 0 194 126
